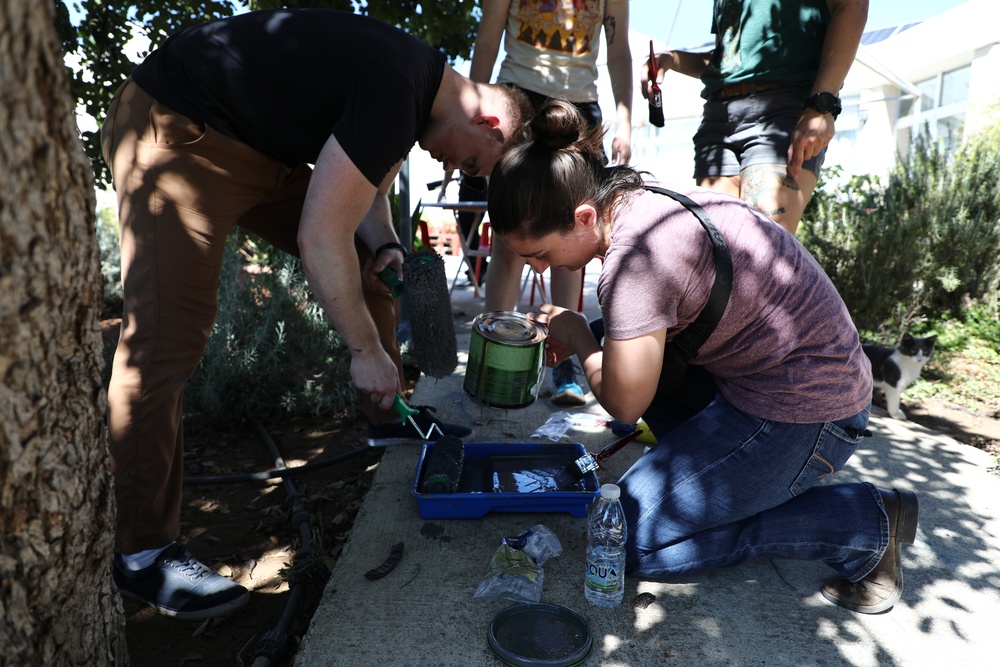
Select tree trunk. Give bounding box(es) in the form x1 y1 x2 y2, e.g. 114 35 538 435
0 1 128 664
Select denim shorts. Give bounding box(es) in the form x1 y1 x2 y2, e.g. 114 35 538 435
692 88 827 179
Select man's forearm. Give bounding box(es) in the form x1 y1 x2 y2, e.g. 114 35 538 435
811 0 869 94
663 49 714 79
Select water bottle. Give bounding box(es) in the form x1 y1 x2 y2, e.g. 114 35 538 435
584 483 627 608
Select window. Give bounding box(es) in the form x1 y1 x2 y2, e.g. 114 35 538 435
941 65 971 107
899 78 938 117
895 63 972 156
937 116 964 153
918 77 939 112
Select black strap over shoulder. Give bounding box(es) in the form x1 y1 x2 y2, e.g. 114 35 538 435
644 185 733 362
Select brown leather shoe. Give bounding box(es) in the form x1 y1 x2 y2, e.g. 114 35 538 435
821 487 919 614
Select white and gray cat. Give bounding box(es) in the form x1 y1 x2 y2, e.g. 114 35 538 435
864 333 937 419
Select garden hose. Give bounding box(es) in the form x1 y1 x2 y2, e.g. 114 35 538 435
244 415 317 667
182 436 371 486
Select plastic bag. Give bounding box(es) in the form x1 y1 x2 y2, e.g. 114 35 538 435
531 412 609 441
473 525 562 603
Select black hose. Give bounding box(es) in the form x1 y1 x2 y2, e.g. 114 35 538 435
245 415 315 667
182 443 372 486
178 416 368 665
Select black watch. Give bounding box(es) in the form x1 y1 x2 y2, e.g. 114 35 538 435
804 92 842 119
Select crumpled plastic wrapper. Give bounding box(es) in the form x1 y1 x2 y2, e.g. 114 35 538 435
472 525 562 603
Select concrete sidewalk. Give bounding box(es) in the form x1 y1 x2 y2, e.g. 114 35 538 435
297 258 1000 667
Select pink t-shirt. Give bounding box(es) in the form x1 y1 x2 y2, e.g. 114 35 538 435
598 186 872 424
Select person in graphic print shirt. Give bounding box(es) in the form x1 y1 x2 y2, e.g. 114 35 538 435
468 0 634 407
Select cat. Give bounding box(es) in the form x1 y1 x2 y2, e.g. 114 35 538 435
863 333 937 419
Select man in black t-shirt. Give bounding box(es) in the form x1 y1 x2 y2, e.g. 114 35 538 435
101 9 532 621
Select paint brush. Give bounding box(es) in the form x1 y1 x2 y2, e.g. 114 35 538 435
647 40 665 128
553 429 644 490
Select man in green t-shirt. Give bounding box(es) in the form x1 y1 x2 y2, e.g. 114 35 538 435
643 0 868 234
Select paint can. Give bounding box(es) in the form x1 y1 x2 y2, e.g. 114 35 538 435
465 311 547 409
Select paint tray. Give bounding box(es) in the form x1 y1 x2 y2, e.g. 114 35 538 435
412 442 601 519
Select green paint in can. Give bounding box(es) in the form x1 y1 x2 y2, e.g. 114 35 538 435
465 311 548 409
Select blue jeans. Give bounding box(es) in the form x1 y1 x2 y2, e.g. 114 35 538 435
620 366 886 582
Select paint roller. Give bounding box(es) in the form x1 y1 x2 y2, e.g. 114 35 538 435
377 248 458 379
420 435 466 494
402 250 458 378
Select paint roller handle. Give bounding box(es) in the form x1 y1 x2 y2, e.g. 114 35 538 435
378 267 404 299
392 393 419 425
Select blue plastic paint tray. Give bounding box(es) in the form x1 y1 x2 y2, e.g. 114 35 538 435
412 442 601 519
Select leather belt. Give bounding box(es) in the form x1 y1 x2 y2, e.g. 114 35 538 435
709 81 784 99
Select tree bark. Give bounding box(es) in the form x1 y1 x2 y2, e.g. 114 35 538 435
0 1 128 664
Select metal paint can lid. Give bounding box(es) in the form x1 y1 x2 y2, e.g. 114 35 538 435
474 311 548 346
487 602 592 667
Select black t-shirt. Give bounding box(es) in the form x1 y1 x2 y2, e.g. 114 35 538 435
131 9 446 186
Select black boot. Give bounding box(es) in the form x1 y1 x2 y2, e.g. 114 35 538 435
822 487 919 614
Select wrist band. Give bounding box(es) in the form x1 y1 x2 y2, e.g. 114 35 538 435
374 242 406 259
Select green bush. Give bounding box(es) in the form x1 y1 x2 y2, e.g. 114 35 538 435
96 221 357 426
96 205 123 312
801 126 1000 339
183 233 356 427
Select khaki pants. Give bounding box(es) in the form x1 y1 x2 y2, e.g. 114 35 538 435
101 79 401 553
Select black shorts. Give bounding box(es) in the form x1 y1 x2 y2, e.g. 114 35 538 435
693 88 826 179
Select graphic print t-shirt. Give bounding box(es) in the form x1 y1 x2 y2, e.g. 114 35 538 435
700 0 829 97
497 0 607 102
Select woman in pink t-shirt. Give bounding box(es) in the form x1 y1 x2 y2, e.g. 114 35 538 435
486 98 918 616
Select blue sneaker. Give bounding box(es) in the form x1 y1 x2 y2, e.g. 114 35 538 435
367 405 473 447
551 360 586 406
113 543 249 621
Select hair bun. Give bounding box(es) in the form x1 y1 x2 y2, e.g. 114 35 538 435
530 99 585 151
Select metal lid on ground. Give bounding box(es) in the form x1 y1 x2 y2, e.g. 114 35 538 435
487 602 592 667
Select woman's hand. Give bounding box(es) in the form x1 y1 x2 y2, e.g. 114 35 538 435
530 304 592 367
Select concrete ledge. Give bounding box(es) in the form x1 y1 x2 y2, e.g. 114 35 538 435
297 259 1000 666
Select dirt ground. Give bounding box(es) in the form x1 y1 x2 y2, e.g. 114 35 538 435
109 337 422 667
119 412 384 667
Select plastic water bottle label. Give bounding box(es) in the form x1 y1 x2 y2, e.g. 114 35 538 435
585 559 621 591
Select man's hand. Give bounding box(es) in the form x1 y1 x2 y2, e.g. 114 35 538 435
351 349 401 411
365 245 405 294
787 108 835 180
640 52 670 102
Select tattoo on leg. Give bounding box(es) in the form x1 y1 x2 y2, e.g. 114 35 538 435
740 165 799 217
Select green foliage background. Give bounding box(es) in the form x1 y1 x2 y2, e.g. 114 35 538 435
800 126 1000 342
185 236 356 427
800 124 1000 421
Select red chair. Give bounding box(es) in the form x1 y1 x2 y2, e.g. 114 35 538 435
473 222 491 287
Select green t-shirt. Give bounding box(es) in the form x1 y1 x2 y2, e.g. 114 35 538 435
700 0 830 98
